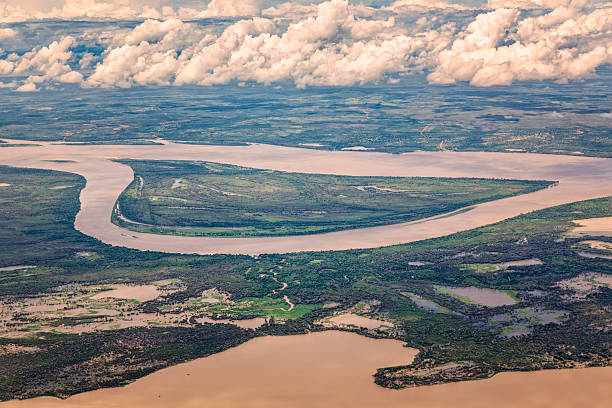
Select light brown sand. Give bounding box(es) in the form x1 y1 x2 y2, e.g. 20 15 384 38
501 258 543 267
2 331 610 408
580 240 612 251
595 275 612 286
325 313 390 329
0 265 36 272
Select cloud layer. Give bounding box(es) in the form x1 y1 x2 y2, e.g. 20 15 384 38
429 4 612 85
1 0 610 89
0 0 263 22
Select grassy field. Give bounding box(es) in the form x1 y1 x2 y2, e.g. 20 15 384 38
0 165 610 399
113 159 553 237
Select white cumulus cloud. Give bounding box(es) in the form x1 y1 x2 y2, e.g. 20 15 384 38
87 0 451 87
1 0 611 89
2 36 84 85
428 4 612 86
16 81 37 91
0 0 264 22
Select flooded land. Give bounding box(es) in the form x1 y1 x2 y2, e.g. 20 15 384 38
0 142 610 405
2 331 610 408
461 258 543 273
435 286 519 307
324 313 391 330
488 307 567 337
91 285 161 303
569 217 612 237
0 280 309 338
578 240 612 251
403 293 455 314
556 272 612 300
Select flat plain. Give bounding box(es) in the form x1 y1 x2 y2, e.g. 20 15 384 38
114 159 552 237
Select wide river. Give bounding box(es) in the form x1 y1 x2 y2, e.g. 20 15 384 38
2 331 611 408
1 140 611 255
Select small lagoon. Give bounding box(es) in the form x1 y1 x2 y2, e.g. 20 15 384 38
435 286 519 307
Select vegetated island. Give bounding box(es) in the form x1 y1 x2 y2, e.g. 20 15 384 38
112 159 554 237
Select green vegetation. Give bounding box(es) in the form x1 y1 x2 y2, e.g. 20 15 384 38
0 142 40 148
43 159 77 163
206 296 317 320
461 263 499 273
0 165 610 400
0 326 255 399
5 118 612 158
177 294 317 320
172 126 612 158
61 140 165 146
113 159 553 237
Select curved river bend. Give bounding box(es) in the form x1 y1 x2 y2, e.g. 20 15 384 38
1 140 611 255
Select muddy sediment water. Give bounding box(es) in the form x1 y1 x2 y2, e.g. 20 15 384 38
578 251 612 260
90 285 161 302
0 140 611 255
1 142 612 405
0 265 36 272
501 258 543 267
2 331 611 408
570 217 612 237
195 316 266 329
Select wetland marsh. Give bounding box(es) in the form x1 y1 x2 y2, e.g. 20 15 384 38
0 143 610 405
1 7 611 406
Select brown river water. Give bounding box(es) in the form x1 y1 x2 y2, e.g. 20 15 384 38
2 331 610 408
1 142 611 406
0 140 611 255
